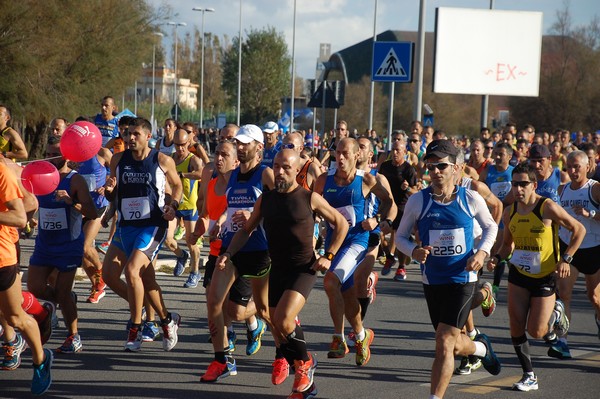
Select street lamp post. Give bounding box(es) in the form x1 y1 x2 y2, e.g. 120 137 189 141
151 32 164 132
192 7 215 131
167 21 187 120
237 0 242 125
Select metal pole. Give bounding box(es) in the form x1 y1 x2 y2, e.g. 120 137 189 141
312 108 317 150
368 0 378 130
134 80 137 115
290 0 297 132
321 81 326 140
174 27 178 107
481 0 495 128
236 0 242 126
387 82 395 151
413 0 426 121
193 8 215 130
151 42 156 123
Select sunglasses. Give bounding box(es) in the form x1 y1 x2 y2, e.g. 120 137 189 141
281 143 296 149
485 147 494 150
425 162 454 171
511 181 533 187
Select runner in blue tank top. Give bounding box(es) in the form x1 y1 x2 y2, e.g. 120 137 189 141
77 147 112 303
100 117 183 353
314 137 397 367
201 124 276 383
27 137 97 354
395 140 501 398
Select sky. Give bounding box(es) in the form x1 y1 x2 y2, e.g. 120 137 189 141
149 0 600 79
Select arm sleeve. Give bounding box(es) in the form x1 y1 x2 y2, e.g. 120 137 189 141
395 191 423 257
467 189 498 256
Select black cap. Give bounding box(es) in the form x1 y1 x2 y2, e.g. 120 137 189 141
424 139 458 160
529 144 551 159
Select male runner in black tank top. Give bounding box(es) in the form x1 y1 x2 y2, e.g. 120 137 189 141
216 149 348 398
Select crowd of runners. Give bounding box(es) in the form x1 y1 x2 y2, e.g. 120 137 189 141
1 98 599 398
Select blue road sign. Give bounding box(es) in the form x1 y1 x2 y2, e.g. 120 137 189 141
372 41 414 83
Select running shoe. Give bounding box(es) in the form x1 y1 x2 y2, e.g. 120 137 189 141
40 302 55 345
381 257 396 276
227 330 237 352
293 353 317 393
512 373 539 391
553 299 570 337
124 328 143 352
56 334 82 354
469 356 482 372
480 281 496 317
246 319 266 356
548 340 572 359
184 271 201 288
226 355 237 376
173 250 189 277
174 225 186 240
346 331 356 346
31 348 53 396
454 357 472 375
96 241 109 254
200 360 233 383
272 357 290 385
355 329 374 366
377 256 387 265
288 382 318 399
327 335 349 358
162 312 181 351
141 321 160 342
393 267 407 281
492 284 499 299
474 333 501 375
87 287 106 304
1 333 26 370
367 271 379 304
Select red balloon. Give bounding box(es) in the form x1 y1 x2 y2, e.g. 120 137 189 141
21 161 60 196
60 121 102 162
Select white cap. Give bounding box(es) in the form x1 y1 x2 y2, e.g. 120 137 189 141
235 124 264 144
262 121 278 134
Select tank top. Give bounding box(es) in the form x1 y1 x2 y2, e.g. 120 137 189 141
35 171 84 256
508 198 559 278
536 168 561 202
94 114 119 147
78 155 109 209
175 153 198 211
206 177 227 257
221 164 268 251
261 144 280 168
559 179 600 248
485 164 514 201
261 185 316 270
158 136 175 155
323 169 368 249
296 159 312 190
416 186 477 285
0 127 12 153
365 169 381 235
116 149 167 228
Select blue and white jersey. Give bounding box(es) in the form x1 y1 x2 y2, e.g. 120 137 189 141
94 114 119 147
365 169 381 234
536 167 561 203
417 186 477 285
35 171 84 256
78 155 109 209
221 164 268 251
484 164 514 201
261 143 281 169
116 149 167 228
323 168 368 249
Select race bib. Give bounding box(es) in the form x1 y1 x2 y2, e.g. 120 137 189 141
510 249 541 275
490 181 512 200
225 207 253 234
39 207 68 231
81 174 96 191
429 228 467 257
122 197 151 220
336 205 356 227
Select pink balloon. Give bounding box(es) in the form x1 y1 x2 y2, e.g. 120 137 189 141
60 121 102 162
21 161 60 196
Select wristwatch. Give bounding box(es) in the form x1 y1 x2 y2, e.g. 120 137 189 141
562 253 573 264
589 210 596 219
323 251 335 261
384 219 393 228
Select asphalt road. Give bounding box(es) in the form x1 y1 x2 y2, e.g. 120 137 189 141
2 228 599 398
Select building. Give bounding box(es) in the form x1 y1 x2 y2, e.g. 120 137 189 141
128 65 198 110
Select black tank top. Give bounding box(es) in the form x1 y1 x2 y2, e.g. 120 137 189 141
261 185 316 270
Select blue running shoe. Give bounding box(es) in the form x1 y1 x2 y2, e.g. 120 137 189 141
512 373 538 391
548 339 572 359
141 321 160 342
246 319 266 356
226 355 238 376
475 333 501 375
31 348 53 395
1 333 27 370
227 330 237 353
184 271 201 288
56 334 82 354
174 250 189 277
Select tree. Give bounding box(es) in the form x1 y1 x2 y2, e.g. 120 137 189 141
222 27 291 124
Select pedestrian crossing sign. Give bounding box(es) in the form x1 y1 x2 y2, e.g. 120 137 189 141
372 41 414 83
